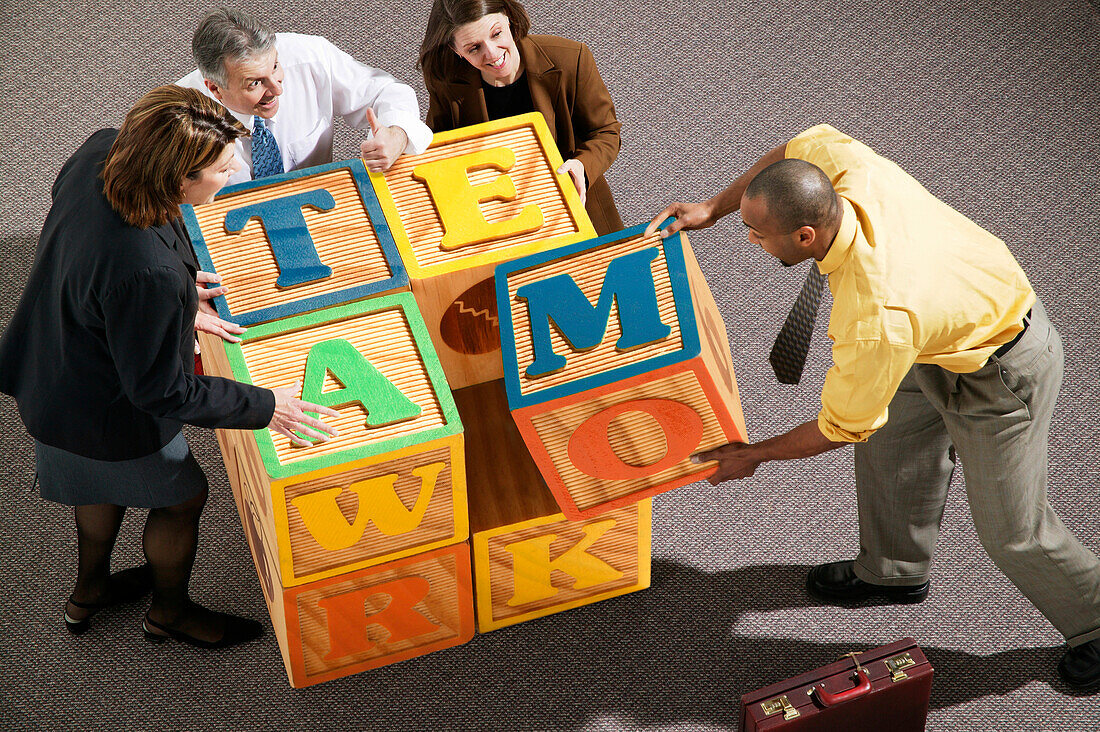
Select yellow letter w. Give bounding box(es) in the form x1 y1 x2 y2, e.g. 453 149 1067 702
291 462 446 550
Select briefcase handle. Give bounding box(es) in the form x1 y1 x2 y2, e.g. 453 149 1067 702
810 669 872 707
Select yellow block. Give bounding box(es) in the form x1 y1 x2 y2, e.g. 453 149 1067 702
472 500 652 631
372 113 595 279
201 329 469 588
370 114 598 390
217 413 468 587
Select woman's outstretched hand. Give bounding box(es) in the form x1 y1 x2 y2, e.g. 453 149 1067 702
268 381 341 447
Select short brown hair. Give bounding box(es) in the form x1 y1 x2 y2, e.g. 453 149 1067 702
103 85 247 229
419 0 532 83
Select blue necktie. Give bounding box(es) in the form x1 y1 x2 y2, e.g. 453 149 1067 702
251 116 284 179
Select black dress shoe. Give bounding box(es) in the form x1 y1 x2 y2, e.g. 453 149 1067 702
142 608 264 649
807 560 929 605
64 564 154 635
1058 639 1100 691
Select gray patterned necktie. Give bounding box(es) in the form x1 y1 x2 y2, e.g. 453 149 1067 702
769 265 827 384
251 116 284 178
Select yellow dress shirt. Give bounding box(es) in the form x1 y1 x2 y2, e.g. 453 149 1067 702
785 124 1035 443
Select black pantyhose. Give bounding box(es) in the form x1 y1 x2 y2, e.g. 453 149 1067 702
67 479 255 645
141 486 230 643
67 503 127 620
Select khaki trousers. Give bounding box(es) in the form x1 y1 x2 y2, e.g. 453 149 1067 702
852 299 1100 646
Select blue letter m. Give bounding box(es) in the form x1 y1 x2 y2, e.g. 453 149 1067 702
515 247 671 378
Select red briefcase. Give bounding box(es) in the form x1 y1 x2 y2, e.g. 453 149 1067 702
740 638 933 731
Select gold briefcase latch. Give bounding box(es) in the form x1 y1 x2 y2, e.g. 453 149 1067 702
885 652 916 682
760 694 800 720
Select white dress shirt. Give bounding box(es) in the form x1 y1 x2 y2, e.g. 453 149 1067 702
177 33 432 185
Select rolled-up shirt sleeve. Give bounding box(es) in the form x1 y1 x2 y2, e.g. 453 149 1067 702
102 266 274 430
324 39 433 155
818 337 919 443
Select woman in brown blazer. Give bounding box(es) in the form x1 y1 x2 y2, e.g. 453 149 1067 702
419 0 623 235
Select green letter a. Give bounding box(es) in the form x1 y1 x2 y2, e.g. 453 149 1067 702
301 339 421 432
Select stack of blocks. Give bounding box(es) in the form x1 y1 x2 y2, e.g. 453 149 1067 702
186 113 746 686
495 223 749 519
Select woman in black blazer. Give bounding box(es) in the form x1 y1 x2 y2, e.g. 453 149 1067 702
0 86 337 649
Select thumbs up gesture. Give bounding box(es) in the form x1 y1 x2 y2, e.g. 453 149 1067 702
359 108 409 172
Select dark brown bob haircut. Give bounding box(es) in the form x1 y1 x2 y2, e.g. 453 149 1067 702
102 85 247 229
419 0 531 83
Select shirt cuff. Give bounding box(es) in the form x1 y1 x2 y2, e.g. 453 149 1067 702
374 111 433 155
817 411 878 443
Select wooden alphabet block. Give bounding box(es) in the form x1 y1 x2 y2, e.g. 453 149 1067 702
454 380 651 632
222 442 474 688
371 113 596 390
197 292 466 588
183 159 408 326
495 224 749 519
283 543 473 688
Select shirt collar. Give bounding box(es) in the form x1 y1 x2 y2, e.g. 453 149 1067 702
817 196 857 275
222 106 279 133
216 104 252 129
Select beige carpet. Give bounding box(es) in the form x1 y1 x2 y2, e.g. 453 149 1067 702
1 1 1098 729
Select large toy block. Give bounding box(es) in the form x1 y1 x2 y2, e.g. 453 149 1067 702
221 436 474 688
495 224 749 519
454 380 651 632
196 292 466 588
183 159 407 326
371 113 596 390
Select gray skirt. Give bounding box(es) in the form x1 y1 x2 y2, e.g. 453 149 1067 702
35 432 208 508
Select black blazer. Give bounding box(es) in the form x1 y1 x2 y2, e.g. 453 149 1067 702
0 129 273 461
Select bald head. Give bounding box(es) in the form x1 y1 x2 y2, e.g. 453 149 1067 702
744 158 839 233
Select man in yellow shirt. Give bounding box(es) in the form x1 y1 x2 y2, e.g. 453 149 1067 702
647 124 1100 689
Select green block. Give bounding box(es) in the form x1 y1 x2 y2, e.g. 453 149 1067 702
222 292 461 480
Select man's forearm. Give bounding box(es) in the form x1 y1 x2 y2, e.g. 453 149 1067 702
706 143 788 219
695 419 848 484
750 419 846 464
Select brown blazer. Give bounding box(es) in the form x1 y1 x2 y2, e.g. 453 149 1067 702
425 34 623 236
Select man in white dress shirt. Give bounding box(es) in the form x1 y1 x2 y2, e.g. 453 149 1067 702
177 8 432 182
177 8 434 345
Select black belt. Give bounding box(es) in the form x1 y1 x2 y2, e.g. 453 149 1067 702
993 308 1032 358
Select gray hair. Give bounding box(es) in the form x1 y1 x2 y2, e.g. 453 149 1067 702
192 8 275 87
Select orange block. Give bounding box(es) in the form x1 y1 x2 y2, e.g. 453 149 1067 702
513 361 742 519
222 431 474 688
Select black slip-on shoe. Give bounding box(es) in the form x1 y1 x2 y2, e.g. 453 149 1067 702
807 560 929 605
1058 639 1100 692
143 610 264 649
64 564 154 635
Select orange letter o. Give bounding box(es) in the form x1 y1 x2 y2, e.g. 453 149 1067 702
567 399 704 480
